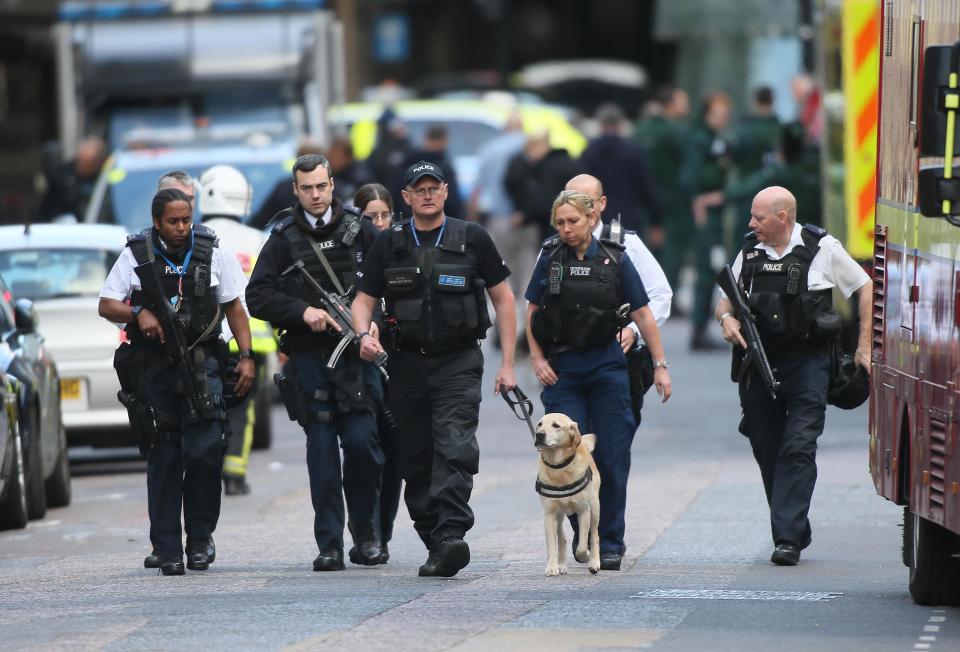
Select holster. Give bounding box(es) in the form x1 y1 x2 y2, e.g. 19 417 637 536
179 345 224 424
117 389 161 457
274 372 309 427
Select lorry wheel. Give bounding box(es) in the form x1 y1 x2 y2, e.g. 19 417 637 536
0 426 28 530
901 506 912 567
44 421 71 508
252 386 272 451
908 511 960 605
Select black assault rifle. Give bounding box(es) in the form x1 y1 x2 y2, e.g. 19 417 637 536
716 264 780 400
281 260 390 381
134 262 220 423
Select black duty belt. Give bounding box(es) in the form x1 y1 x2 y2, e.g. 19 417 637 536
535 467 593 499
395 341 477 356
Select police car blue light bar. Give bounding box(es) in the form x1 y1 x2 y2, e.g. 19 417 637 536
60 0 324 21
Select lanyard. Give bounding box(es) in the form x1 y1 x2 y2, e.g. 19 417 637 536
410 218 446 248
156 230 194 309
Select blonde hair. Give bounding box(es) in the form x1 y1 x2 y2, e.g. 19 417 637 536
550 190 594 227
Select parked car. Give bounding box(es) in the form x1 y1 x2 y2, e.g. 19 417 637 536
0 224 131 450
327 99 587 203
0 343 27 530
0 274 71 518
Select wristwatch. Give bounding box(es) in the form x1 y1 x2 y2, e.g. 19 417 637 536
357 331 370 339
718 311 734 324
130 305 143 319
654 360 669 369
238 349 254 360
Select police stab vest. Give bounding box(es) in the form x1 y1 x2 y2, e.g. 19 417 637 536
274 204 363 300
739 223 837 351
381 217 492 352
533 235 625 352
127 224 221 345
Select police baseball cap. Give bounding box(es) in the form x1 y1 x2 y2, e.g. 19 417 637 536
403 161 445 187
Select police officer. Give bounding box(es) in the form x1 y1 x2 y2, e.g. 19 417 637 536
351 161 518 578
526 190 673 571
199 165 278 496
98 188 254 575
246 154 386 571
716 186 872 566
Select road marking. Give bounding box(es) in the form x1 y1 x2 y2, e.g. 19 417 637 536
630 589 843 602
73 492 127 504
911 609 948 651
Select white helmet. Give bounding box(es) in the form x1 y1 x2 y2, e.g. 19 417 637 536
199 164 252 218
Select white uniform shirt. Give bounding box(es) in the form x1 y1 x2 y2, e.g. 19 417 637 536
591 222 673 339
302 206 332 228
99 232 247 310
202 217 268 341
727 223 869 299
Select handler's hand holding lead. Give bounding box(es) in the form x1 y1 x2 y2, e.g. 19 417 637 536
654 367 672 402
303 307 341 333
532 356 558 387
358 332 383 362
494 365 516 395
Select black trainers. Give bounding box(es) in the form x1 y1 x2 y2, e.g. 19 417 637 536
418 549 441 577
599 552 622 571
431 538 470 577
771 543 800 566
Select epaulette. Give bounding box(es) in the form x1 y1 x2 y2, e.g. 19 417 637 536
126 228 149 246
802 223 827 239
540 234 561 250
193 222 218 246
598 237 626 252
342 204 362 218
271 214 296 234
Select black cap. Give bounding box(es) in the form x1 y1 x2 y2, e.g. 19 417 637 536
403 161 445 187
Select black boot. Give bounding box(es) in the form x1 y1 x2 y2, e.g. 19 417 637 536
144 551 161 569
186 537 214 571
223 476 251 496
313 546 345 571
160 557 185 576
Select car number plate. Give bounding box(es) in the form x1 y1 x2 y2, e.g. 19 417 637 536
61 378 82 400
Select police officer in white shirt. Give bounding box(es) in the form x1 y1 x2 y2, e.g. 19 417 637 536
716 186 872 567
98 187 253 575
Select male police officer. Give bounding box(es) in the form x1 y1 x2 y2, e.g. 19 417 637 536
351 161 517 578
98 188 254 575
246 154 386 571
199 165 278 496
716 186 871 566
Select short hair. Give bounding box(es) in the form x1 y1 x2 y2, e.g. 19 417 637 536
425 124 448 141
292 154 332 183
754 85 775 107
596 103 625 127
157 170 195 192
654 85 677 106
700 91 732 118
151 188 191 221
550 190 594 227
354 183 394 214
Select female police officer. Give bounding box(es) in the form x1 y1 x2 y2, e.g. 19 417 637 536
526 190 672 571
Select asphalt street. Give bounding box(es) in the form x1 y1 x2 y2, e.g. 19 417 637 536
0 319 957 651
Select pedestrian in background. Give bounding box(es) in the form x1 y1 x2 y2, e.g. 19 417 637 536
328 136 375 204
682 91 733 351
352 182 402 562
716 186 871 566
351 161 517 578
730 86 781 231
251 140 325 229
633 86 691 307
579 103 662 248
38 135 106 222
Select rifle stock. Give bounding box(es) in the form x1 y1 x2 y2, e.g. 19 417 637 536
281 260 390 381
716 264 780 399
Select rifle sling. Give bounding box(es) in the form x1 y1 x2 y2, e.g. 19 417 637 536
305 235 347 296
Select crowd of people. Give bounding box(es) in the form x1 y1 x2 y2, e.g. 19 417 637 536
94 74 868 576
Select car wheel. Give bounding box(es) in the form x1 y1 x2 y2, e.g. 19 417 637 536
24 407 46 520
908 511 960 605
0 424 28 530
251 384 272 450
45 420 71 508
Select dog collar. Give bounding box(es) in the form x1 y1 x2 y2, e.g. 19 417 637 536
541 453 576 469
535 467 593 499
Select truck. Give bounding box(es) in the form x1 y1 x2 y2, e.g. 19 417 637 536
869 0 960 606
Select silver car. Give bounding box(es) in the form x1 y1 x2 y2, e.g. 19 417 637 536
0 224 131 447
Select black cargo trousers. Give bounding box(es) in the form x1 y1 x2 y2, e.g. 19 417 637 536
387 345 483 550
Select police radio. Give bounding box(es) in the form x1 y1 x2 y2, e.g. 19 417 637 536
548 262 562 295
194 264 209 296
786 263 801 295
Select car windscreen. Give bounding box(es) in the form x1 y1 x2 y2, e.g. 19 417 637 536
0 249 119 300
97 163 289 232
403 120 499 159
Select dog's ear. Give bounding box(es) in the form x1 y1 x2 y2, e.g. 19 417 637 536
570 420 582 451
580 433 597 453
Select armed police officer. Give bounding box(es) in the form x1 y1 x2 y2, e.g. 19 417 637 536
351 161 517 578
98 188 254 575
246 154 386 571
716 186 871 566
526 190 672 571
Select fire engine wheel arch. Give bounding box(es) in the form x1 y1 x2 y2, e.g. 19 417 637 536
906 506 960 606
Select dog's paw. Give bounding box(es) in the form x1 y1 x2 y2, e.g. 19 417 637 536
574 549 589 564
558 564 567 575
588 560 600 574
545 564 560 577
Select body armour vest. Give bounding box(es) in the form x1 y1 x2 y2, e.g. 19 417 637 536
533 235 625 351
739 223 837 352
127 224 221 345
274 204 363 299
381 217 492 352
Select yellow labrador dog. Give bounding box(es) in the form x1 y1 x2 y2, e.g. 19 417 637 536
534 413 601 576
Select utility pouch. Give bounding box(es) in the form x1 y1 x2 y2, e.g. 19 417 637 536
117 389 161 457
274 372 309 427
813 311 842 340
625 344 654 425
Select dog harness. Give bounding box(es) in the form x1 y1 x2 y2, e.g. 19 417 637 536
535 466 594 499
